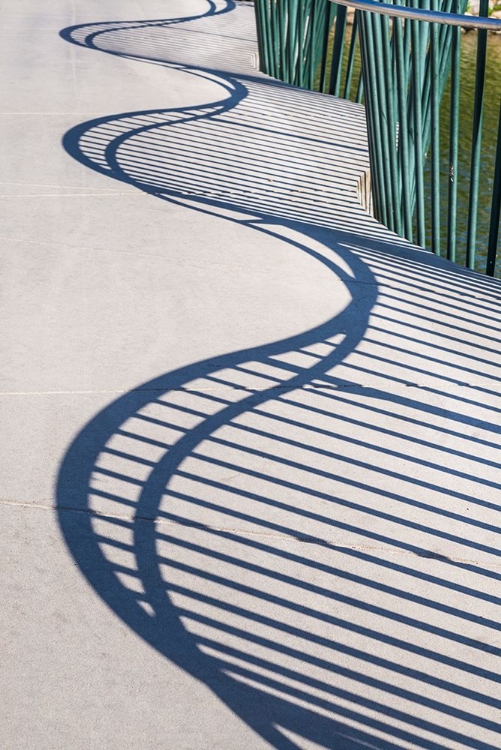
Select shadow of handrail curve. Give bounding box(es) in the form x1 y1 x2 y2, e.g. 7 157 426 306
57 2 501 748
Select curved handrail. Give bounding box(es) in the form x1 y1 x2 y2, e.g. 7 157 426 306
329 0 501 29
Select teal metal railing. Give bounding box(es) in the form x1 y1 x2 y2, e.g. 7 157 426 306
253 0 501 276
254 0 363 99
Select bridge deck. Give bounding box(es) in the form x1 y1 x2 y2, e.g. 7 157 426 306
1 1 501 749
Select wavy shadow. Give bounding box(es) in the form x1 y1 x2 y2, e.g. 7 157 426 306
57 3 501 749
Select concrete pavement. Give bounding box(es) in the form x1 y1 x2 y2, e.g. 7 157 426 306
1 1 501 748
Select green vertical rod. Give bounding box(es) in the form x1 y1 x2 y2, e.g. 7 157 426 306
276 0 287 80
286 0 298 84
254 0 269 74
402 13 415 209
296 0 306 85
410 16 426 247
343 13 359 100
319 3 336 92
256 0 274 77
303 0 318 88
300 0 311 86
419 0 431 64
381 11 402 235
268 0 279 79
436 0 464 82
421 0 461 154
430 12 441 255
486 101 501 276
446 20 460 263
403 7 412 84
280 0 289 80
465 0 489 270
393 9 413 241
329 4 348 96
306 0 319 91
312 0 329 81
366 10 388 225
372 11 396 229
418 0 431 117
355 70 364 103
361 11 389 225
359 12 383 219
269 0 279 78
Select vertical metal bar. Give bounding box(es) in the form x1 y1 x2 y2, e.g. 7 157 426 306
355 68 364 103
421 0 458 154
276 0 288 80
253 0 269 74
447 18 460 263
486 101 501 276
402 13 415 209
361 10 390 225
430 11 441 255
319 3 336 93
269 0 279 79
283 0 292 82
393 9 413 241
373 11 396 229
329 4 348 96
418 0 431 122
343 13 359 100
255 0 274 77
312 0 329 83
304 0 323 89
267 0 278 79
411 15 426 247
287 0 298 84
296 0 306 85
465 0 489 270
306 0 318 88
381 10 402 235
301 0 313 87
358 11 384 219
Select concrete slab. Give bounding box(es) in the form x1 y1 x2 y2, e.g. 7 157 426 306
1 502 268 750
2 0 501 749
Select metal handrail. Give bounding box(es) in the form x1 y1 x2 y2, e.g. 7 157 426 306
329 0 501 30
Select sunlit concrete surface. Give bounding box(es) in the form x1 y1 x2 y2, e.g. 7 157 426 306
1 1 501 749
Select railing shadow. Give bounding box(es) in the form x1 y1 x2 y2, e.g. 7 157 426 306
57 2 501 748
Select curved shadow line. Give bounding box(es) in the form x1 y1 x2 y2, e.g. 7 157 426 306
59 0 237 49
57 226 377 749
54 6 497 750
57 42 383 750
